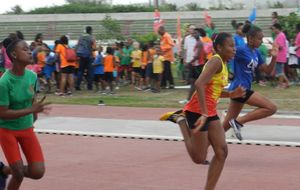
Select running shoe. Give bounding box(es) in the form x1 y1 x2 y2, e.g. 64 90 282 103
159 110 184 123
229 119 243 141
0 162 7 190
178 99 188 104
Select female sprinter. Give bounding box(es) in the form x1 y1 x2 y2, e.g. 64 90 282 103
0 39 50 190
223 24 278 140
160 33 245 190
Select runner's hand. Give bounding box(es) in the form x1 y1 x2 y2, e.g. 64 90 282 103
31 96 51 114
192 115 207 133
230 86 246 99
270 43 279 57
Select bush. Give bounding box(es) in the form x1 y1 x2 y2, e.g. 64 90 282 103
97 15 124 40
27 3 155 14
132 32 159 45
279 12 300 39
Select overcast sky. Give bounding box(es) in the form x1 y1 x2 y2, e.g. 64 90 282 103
0 0 147 14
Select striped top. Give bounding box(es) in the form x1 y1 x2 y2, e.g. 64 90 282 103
184 54 228 116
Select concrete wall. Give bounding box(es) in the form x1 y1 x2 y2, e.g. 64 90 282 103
166 0 299 9
0 8 297 40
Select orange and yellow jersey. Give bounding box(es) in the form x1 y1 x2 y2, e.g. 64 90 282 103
184 54 228 116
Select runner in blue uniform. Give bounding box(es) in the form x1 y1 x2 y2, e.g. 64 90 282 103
223 24 279 140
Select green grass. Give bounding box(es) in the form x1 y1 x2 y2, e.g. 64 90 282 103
42 83 300 111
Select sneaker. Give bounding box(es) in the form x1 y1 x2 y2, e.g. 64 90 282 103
143 87 151 92
55 92 65 97
258 81 266 86
66 91 73 96
160 110 184 123
0 162 7 190
178 99 188 104
151 89 160 93
135 86 142 91
229 119 243 141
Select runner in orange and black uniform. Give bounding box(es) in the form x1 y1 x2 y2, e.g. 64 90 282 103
160 33 245 190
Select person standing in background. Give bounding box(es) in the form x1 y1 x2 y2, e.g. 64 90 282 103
158 26 175 89
271 23 289 88
75 26 96 91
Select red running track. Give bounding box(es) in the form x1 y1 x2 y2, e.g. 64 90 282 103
2 134 299 190
48 104 300 126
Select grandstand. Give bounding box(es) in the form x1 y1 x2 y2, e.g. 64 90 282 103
0 8 296 41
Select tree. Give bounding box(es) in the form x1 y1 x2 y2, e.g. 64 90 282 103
132 32 159 45
66 0 106 4
160 3 177 11
185 3 204 11
7 5 24 14
98 15 123 40
279 12 300 39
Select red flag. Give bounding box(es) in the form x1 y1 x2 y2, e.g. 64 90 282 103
177 15 182 53
204 11 212 27
153 9 164 33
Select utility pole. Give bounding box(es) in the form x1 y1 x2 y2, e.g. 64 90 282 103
154 0 159 9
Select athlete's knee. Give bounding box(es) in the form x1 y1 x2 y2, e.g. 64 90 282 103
268 104 277 115
264 103 277 116
222 118 231 131
28 167 45 180
11 167 25 182
191 156 208 165
191 151 209 165
214 145 228 162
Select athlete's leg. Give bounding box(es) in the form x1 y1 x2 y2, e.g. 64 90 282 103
19 130 45 180
205 120 228 190
177 119 209 164
237 92 277 124
222 100 244 131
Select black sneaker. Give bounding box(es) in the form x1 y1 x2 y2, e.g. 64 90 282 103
229 119 243 141
160 110 184 123
0 162 7 190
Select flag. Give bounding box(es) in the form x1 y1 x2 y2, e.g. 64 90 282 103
176 15 182 53
248 7 256 23
204 11 212 27
153 9 164 33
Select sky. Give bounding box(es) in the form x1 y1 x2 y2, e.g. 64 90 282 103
0 0 146 14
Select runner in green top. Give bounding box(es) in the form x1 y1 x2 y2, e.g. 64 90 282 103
0 39 50 190
0 69 37 130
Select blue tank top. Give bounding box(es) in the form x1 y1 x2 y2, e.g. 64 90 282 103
229 44 264 90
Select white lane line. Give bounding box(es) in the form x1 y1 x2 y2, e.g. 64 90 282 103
35 129 300 147
221 110 300 120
